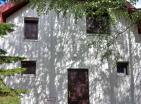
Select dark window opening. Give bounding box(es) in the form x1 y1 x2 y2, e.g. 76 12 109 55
86 10 110 34
24 17 38 40
138 20 141 34
21 61 36 74
117 61 129 75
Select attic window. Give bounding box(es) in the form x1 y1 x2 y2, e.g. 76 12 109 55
117 61 129 75
138 20 141 34
21 61 36 74
24 17 38 40
86 10 110 34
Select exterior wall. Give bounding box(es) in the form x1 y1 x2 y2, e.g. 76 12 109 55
1 4 141 104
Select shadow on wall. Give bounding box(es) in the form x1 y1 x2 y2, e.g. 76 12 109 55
1 6 141 104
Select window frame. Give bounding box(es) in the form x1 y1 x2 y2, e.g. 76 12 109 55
21 60 36 75
24 17 39 40
117 61 129 75
86 10 110 34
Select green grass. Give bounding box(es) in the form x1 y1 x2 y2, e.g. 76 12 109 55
0 96 20 104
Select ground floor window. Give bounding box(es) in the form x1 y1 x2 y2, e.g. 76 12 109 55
21 60 36 74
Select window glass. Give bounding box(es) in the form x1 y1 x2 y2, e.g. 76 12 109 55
24 17 38 40
138 21 141 34
21 61 36 74
117 61 129 75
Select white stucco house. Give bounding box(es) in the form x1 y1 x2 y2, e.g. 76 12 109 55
0 1 141 104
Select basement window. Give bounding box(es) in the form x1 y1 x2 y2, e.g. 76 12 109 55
24 17 38 40
86 10 110 34
21 61 36 74
117 61 129 75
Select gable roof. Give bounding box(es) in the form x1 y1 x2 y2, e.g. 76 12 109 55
125 1 136 14
0 1 28 23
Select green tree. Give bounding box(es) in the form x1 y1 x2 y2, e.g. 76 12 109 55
0 23 26 104
11 0 138 16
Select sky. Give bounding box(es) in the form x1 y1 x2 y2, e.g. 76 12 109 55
135 0 141 8
0 0 6 5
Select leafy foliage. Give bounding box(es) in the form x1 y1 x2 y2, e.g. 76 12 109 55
0 56 25 64
0 23 26 103
0 23 14 37
0 68 25 76
0 49 7 55
0 79 26 96
11 0 138 17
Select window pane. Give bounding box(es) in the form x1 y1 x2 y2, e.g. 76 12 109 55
117 62 129 75
24 17 38 39
138 22 141 34
21 61 36 74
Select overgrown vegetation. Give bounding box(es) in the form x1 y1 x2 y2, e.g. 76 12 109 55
0 23 26 104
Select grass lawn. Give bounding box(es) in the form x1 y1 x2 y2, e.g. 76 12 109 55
0 96 20 104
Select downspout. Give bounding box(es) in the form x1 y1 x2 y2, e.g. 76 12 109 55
128 23 135 104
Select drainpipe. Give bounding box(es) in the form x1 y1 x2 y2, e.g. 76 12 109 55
128 24 135 104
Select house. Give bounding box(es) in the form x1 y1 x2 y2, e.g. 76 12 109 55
0 1 141 104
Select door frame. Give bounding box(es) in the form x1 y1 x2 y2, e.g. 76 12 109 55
67 68 89 104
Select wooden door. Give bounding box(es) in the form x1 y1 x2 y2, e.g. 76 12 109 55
68 69 89 104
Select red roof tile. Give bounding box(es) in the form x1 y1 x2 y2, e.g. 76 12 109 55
0 1 28 23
